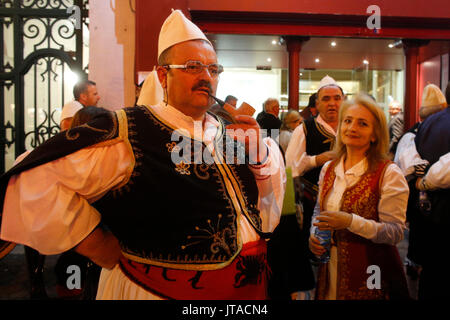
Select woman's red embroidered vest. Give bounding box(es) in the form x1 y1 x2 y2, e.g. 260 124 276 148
315 159 409 300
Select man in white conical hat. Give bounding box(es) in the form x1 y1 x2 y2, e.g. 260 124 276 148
286 75 344 178
0 9 285 300
285 75 344 290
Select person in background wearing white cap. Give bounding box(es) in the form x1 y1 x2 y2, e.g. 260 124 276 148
0 9 285 300
394 84 449 288
60 80 101 131
412 83 450 300
283 75 344 299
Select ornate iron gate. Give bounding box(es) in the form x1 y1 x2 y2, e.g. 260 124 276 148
0 0 89 174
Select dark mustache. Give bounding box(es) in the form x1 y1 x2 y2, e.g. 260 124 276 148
192 80 212 93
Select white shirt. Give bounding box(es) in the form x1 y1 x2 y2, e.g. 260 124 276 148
60 100 83 122
285 115 336 178
310 157 408 245
394 132 450 190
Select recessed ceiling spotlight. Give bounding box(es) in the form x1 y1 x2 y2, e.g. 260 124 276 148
363 59 369 65
300 73 303 76
315 58 320 63
388 43 394 48
272 40 277 45
267 58 272 62
331 41 337 47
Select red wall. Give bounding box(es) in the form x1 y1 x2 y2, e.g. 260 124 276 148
135 0 189 77
135 0 450 76
188 0 450 18
417 42 450 122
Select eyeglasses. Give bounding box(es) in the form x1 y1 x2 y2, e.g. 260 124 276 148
164 60 224 77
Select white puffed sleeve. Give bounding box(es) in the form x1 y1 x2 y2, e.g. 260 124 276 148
249 137 286 234
0 141 133 255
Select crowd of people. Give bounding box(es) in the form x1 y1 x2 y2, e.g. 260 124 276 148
0 9 449 300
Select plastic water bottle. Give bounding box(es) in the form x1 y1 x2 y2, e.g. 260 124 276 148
418 191 431 215
314 227 331 263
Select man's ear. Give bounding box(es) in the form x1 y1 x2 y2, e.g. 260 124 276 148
79 92 87 104
156 66 167 89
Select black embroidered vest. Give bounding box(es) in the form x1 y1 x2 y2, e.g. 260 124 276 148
93 106 265 271
302 117 335 187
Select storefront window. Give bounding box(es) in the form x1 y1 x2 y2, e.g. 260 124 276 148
216 67 404 121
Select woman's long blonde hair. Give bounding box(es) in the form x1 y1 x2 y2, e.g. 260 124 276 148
333 93 390 172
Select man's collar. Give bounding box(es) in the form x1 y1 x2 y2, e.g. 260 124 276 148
154 102 219 129
315 114 336 136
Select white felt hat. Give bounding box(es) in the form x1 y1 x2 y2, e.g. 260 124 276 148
318 75 338 90
137 69 164 107
421 84 446 107
158 9 212 59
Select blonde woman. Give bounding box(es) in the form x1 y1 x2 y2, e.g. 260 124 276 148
279 110 303 153
309 93 410 300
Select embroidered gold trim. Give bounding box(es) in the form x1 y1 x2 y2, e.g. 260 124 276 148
121 240 242 271
314 118 336 149
193 163 210 180
65 130 79 140
302 121 307 136
166 141 181 153
220 162 261 231
175 161 191 175
111 109 135 191
182 214 234 256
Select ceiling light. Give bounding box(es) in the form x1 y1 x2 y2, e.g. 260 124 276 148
331 41 337 47
267 58 272 62
300 73 303 76
363 60 369 65
315 58 320 63
388 43 394 48
272 40 277 45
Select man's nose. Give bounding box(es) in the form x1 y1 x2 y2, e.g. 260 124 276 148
329 99 338 106
198 66 215 80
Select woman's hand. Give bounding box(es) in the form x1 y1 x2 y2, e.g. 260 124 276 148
309 234 326 257
313 211 353 231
